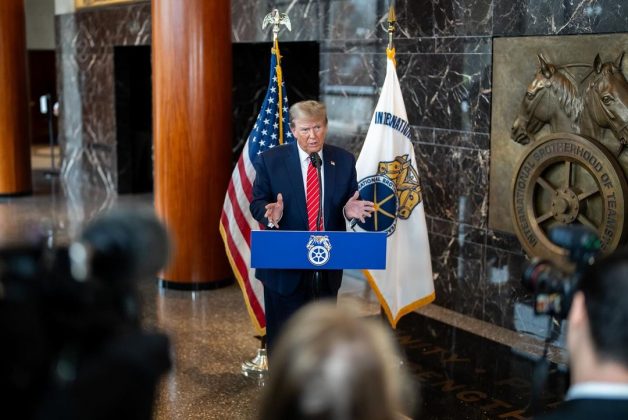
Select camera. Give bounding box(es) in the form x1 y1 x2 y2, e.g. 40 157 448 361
0 210 171 420
521 225 601 319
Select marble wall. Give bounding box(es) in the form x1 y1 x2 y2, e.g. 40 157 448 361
55 1 150 197
56 0 628 336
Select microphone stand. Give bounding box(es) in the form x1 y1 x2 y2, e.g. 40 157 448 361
310 153 323 299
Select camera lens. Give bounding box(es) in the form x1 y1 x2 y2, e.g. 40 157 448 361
522 259 574 317
522 260 561 292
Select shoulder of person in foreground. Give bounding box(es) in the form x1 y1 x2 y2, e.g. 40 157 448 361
535 398 628 420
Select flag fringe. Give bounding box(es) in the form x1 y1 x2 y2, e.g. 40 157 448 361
386 47 396 67
362 269 435 328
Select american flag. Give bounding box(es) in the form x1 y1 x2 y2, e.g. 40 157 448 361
219 47 292 334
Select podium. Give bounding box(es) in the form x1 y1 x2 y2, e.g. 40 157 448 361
251 230 387 270
243 230 386 380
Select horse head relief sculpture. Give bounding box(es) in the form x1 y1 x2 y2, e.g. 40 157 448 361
511 54 582 145
508 51 628 262
511 52 628 153
580 52 628 153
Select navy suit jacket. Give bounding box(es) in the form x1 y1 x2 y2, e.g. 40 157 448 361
250 142 358 295
536 398 628 419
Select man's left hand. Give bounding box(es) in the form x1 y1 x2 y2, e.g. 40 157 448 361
344 191 374 223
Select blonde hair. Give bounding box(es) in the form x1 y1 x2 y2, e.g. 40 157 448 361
259 302 416 420
289 100 328 127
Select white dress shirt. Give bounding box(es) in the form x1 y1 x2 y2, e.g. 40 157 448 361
567 382 628 400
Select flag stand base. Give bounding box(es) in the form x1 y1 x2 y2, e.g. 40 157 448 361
241 348 269 380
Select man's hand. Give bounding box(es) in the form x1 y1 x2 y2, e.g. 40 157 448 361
264 193 284 227
344 191 374 223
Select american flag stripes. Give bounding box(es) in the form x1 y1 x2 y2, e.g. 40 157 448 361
219 45 292 334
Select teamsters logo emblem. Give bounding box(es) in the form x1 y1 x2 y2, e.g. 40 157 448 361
357 155 422 236
306 235 332 266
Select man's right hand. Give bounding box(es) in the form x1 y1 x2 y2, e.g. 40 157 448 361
264 193 284 228
344 191 374 223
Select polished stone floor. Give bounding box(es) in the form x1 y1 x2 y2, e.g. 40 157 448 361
397 314 568 419
1 164 569 419
145 282 262 419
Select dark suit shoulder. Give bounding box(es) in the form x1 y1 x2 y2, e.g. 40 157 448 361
260 142 355 164
324 144 356 164
325 143 353 157
537 398 628 420
259 143 293 161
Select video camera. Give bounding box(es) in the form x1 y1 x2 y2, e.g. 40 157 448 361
0 210 172 420
521 225 601 319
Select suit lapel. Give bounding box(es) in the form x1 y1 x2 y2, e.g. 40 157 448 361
323 145 336 227
284 142 308 227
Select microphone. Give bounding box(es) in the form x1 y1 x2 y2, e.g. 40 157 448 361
309 152 323 231
309 152 322 169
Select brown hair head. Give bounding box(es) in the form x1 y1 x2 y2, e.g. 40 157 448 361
289 100 328 127
259 302 417 420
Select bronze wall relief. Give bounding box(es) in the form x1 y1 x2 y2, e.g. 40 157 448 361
490 35 628 262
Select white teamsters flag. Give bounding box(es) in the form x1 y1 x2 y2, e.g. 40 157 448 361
354 50 435 327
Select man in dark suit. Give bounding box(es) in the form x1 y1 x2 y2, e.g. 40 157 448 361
250 100 374 352
538 248 628 419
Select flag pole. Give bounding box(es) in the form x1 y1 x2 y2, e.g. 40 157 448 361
376 3 398 325
386 3 397 65
241 8 291 382
265 8 291 145
273 38 285 144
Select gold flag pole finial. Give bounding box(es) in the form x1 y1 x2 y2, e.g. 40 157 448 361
262 8 292 42
262 9 292 144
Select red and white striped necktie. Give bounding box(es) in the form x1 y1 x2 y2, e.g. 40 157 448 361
306 161 323 231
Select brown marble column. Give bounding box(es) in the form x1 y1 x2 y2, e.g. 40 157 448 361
152 0 232 288
0 0 32 196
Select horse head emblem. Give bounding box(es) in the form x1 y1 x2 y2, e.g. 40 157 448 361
511 54 581 145
377 155 422 220
581 52 628 149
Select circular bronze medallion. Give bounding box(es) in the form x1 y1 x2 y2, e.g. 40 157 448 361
511 133 628 261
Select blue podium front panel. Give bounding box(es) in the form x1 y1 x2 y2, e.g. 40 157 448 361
250 231 387 270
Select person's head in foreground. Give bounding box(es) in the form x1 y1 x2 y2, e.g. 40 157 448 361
259 302 417 420
535 247 628 419
567 247 628 384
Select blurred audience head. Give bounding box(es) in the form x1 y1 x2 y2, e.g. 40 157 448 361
0 208 172 419
259 302 416 420
567 246 628 382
